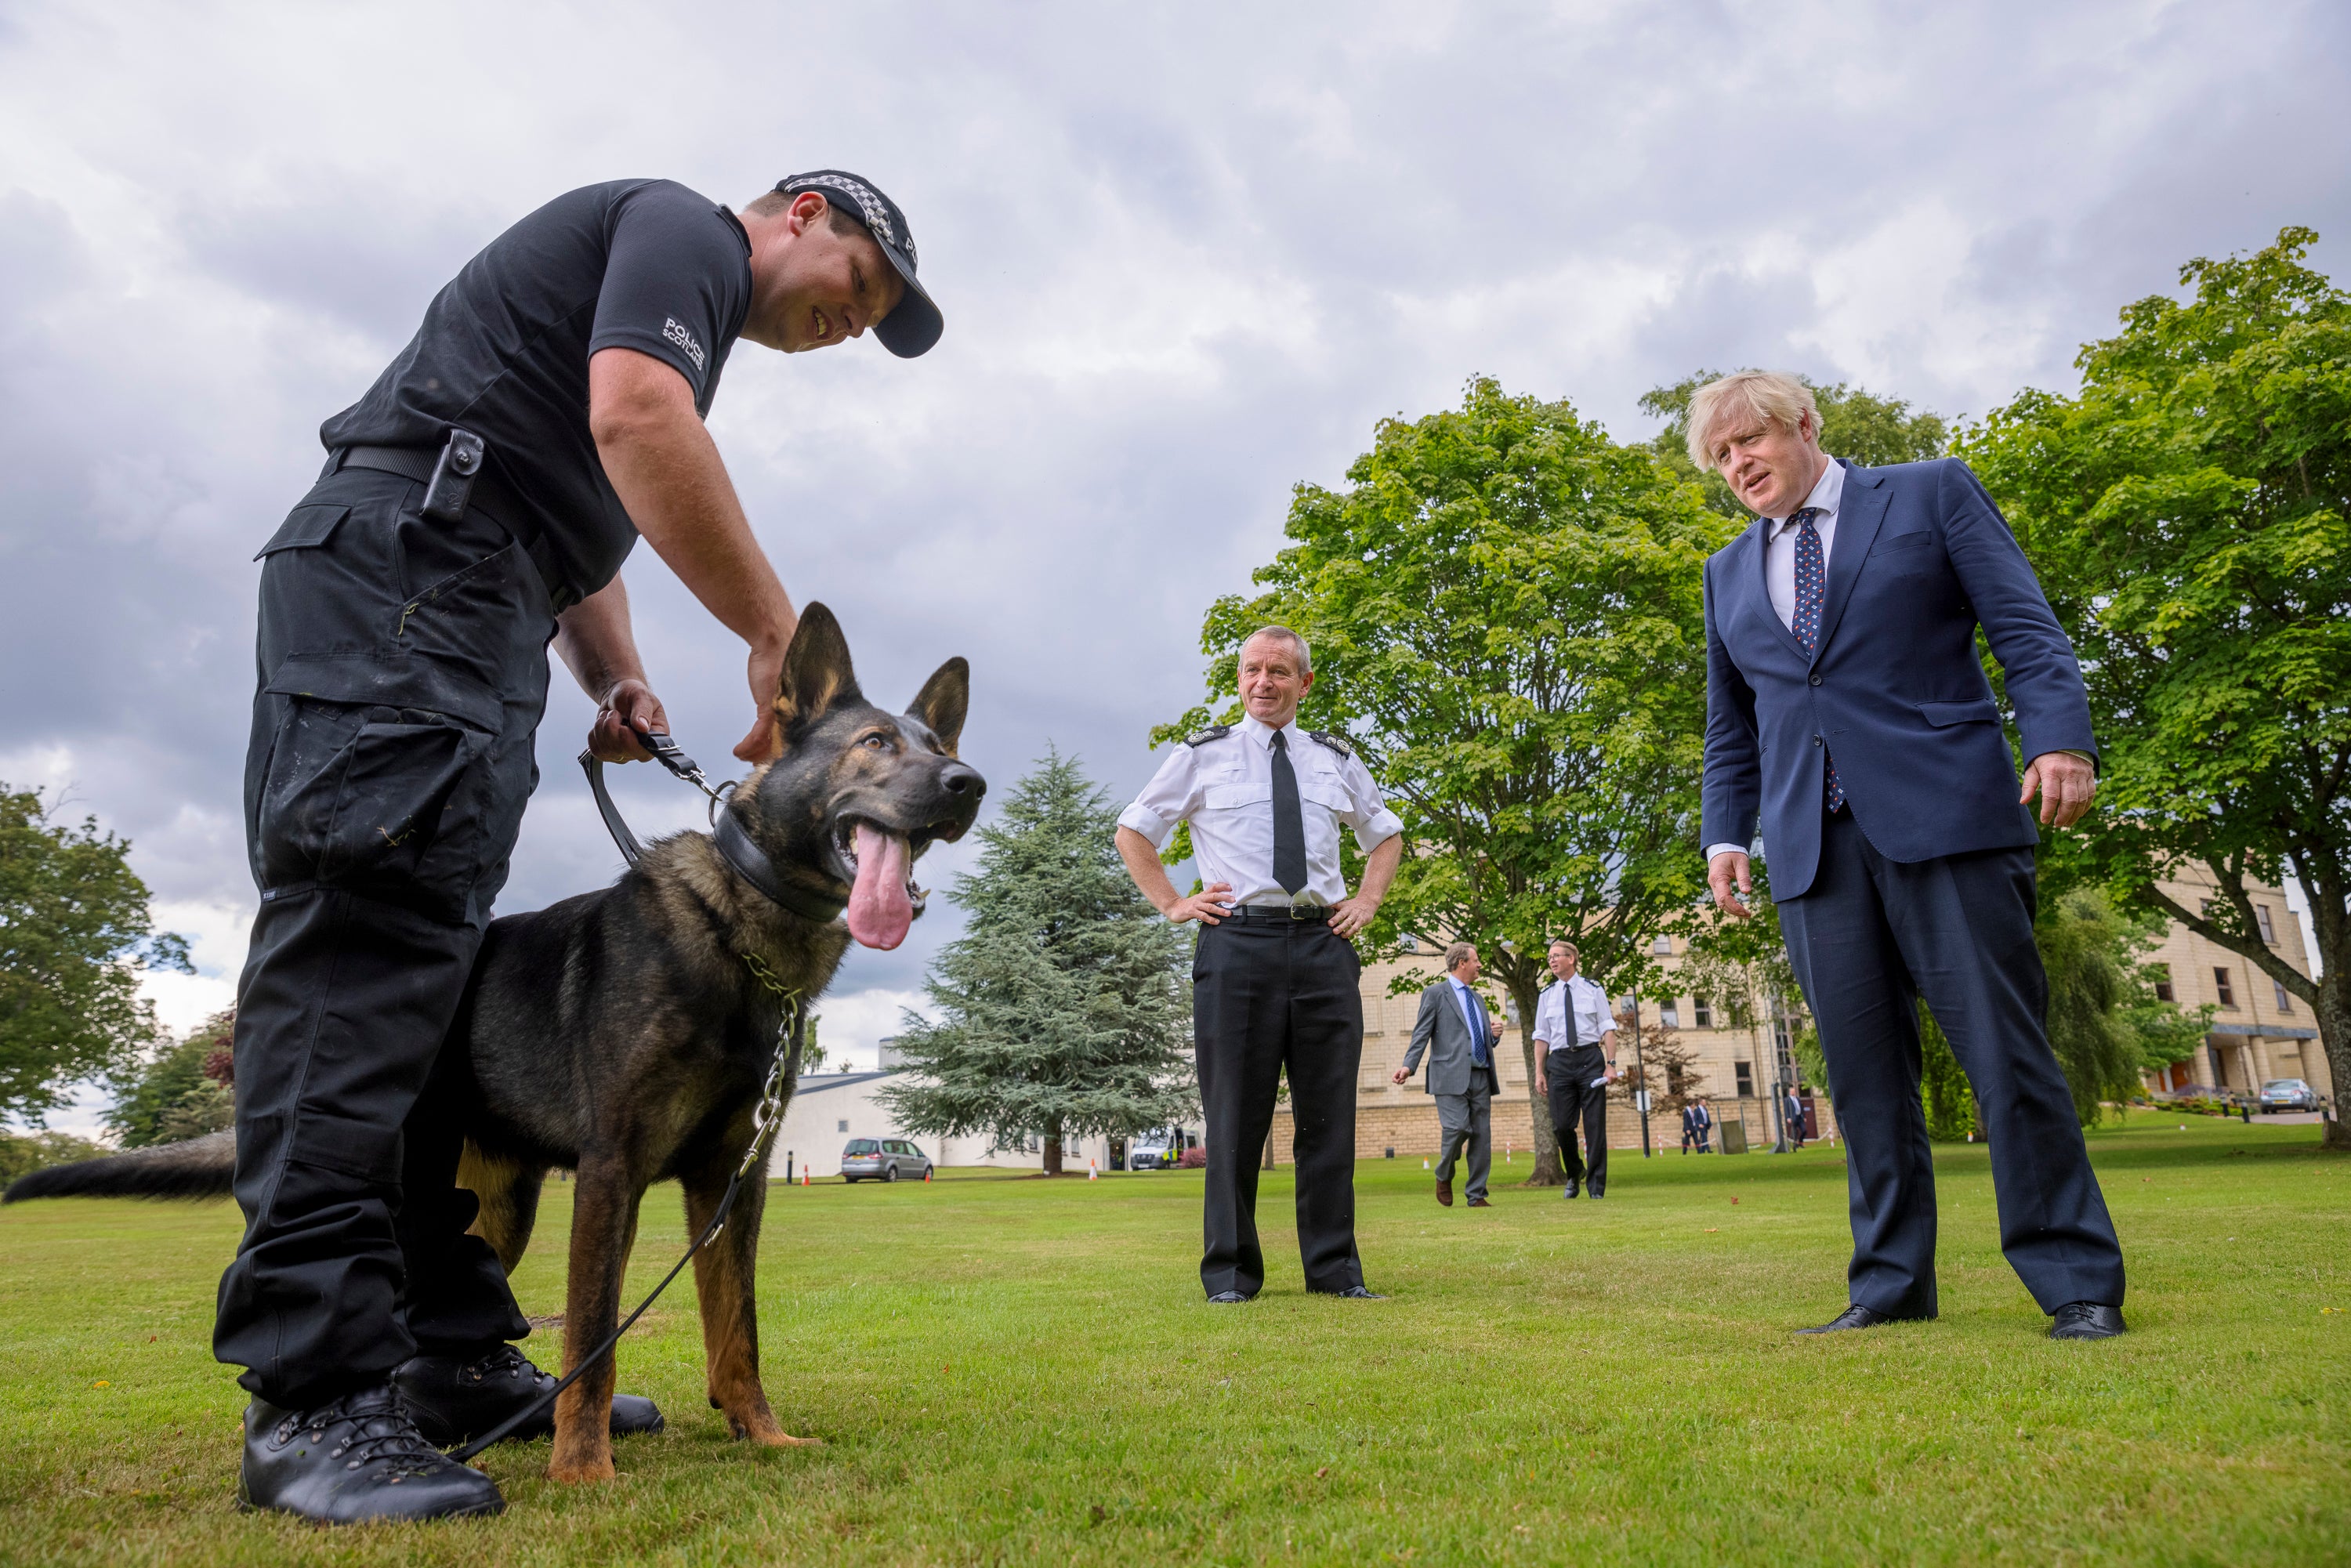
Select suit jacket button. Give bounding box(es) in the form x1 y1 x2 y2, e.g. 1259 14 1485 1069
1813 735 1823 745
1809 674 1823 686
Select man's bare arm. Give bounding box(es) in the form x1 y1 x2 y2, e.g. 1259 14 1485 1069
589 347 798 761
1331 834 1404 940
1114 826 1233 925
553 576 668 762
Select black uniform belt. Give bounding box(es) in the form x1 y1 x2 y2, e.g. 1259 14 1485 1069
331 444 574 611
1224 903 1334 922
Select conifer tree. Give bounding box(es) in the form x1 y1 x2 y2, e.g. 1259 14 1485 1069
880 748 1196 1175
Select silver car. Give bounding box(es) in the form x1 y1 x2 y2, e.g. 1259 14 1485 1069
2259 1078 2320 1114
841 1136 932 1182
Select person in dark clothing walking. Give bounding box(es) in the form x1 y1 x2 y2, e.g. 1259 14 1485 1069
220 172 941 1523
1115 627 1404 1302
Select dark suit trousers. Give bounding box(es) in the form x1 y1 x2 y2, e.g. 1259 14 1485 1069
1545 1045 1609 1192
1192 918 1365 1297
1778 809 2125 1316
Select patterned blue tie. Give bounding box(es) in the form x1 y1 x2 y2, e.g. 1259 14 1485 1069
1790 509 1846 813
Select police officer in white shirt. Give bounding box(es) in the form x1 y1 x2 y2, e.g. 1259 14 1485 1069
1115 626 1405 1302
1531 940 1620 1199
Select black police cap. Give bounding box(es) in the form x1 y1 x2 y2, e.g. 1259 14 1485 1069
773 170 942 358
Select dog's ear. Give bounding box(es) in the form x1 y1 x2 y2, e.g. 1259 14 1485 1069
770 603 864 751
907 657 969 756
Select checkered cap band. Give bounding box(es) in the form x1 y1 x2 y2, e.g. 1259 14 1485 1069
779 172 915 269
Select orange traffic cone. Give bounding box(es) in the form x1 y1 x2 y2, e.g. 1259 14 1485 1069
925 1167 933 1182
1088 1160 1099 1181
802 1170 810 1186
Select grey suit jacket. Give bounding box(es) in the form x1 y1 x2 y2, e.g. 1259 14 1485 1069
1403 980 1498 1098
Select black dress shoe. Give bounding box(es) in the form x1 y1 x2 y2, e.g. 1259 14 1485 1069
1316 1285 1389 1299
1561 1179 1579 1200
1206 1290 1253 1304
239 1385 504 1524
394 1345 665 1447
1795 1303 1929 1335
2049 1302 2127 1340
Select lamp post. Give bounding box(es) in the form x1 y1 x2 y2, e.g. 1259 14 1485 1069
1625 994 1653 1157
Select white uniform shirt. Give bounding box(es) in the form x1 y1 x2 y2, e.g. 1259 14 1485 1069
1117 714 1403 910
1532 974 1615 1057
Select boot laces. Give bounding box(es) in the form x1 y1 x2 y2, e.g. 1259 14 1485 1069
309 1389 456 1479
465 1344 554 1391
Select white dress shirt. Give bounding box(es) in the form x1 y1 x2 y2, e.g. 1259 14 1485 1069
1532 974 1615 1059
1118 714 1403 910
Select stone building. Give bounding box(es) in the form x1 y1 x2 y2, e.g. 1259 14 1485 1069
2136 868 2330 1103
1269 934 1840 1168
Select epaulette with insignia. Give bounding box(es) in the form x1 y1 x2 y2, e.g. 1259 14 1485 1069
1306 729 1353 759
1183 724 1232 747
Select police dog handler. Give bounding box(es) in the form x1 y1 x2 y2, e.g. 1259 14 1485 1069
221 172 941 1523
1694 371 2125 1342
1115 628 1404 1302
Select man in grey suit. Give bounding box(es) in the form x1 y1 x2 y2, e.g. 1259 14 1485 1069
1393 943 1503 1208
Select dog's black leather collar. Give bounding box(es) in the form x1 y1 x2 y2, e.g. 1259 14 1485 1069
712 804 849 924
581 751 847 925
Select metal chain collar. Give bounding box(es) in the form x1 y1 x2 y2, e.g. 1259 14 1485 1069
733 954 803 1186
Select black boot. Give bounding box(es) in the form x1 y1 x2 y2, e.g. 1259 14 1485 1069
239 1385 504 1524
394 1345 665 1447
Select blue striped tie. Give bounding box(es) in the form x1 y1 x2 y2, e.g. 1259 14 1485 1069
1790 509 1846 813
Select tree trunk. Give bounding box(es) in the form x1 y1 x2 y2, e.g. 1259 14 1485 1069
2318 984 2351 1153
1043 1129 1063 1177
1504 972 1563 1184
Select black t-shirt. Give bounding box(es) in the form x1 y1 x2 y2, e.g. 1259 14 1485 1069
320 179 753 604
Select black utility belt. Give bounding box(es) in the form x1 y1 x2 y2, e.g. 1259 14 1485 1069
334 435 575 613
1547 1044 1605 1062
1224 904 1334 923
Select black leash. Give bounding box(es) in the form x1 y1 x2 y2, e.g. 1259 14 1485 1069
442 737 820 1461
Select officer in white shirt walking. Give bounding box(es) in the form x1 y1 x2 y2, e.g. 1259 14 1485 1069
1115 626 1404 1302
1532 940 1620 1199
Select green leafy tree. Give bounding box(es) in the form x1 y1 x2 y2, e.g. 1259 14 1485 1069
1918 1006 1978 1142
1960 227 2351 1146
0 785 190 1124
881 749 1197 1175
2035 888 2155 1125
107 1006 235 1148
1161 378 1736 1183
0 1128 108 1186
1641 372 1950 517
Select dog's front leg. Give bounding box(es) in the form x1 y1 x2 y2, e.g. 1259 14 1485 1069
549 1151 640 1483
684 1164 816 1448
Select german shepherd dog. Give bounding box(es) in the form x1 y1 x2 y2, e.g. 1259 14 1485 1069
5 604 983 1484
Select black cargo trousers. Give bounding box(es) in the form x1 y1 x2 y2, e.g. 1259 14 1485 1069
213 458 553 1410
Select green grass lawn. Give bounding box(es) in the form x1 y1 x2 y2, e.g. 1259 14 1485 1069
0 1116 2344 1566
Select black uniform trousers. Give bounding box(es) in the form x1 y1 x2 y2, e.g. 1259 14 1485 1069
1191 917 1365 1298
1545 1044 1609 1193
213 463 549 1409
1777 808 2125 1318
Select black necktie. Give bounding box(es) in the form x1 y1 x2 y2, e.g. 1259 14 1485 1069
1559 983 1580 1050
1269 730 1307 894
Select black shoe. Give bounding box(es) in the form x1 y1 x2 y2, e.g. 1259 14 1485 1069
1562 1179 1579 1200
1316 1285 1389 1300
1795 1303 1929 1335
394 1345 665 1447
2049 1302 2127 1341
238 1385 504 1524
1587 1188 1605 1200
1207 1290 1253 1304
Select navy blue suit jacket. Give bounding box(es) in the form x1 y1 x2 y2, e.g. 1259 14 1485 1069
1699 458 2096 900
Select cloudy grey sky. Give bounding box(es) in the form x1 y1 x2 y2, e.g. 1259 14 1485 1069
4 0 2345 1127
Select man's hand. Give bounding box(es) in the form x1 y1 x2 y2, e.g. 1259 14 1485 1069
1328 890 1381 940
1166 881 1237 926
1534 1068 1548 1095
588 678 670 762
1390 1065 1411 1085
1708 849 1754 920
2020 751 2098 828
735 635 788 762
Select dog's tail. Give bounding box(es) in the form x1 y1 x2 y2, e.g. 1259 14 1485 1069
2 1130 237 1204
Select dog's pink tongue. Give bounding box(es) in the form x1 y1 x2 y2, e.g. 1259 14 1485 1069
846 824 913 950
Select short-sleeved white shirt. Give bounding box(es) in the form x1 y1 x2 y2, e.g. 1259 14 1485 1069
1533 974 1615 1054
1117 714 1402 909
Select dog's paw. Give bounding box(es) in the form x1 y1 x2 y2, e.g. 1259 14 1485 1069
752 1430 824 1449
546 1453 618 1485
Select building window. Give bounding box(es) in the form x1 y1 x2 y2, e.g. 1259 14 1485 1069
1660 1002 1681 1029
2273 978 2292 1012
2150 964 2174 1004
2213 967 2236 1009
837 1119 849 1133
1399 933 1418 953
2256 904 2277 943
1735 1061 1755 1098
1652 934 1673 954
2200 898 2215 918
1693 997 1712 1029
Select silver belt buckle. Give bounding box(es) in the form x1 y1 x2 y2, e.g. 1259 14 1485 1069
1286 889 1318 920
